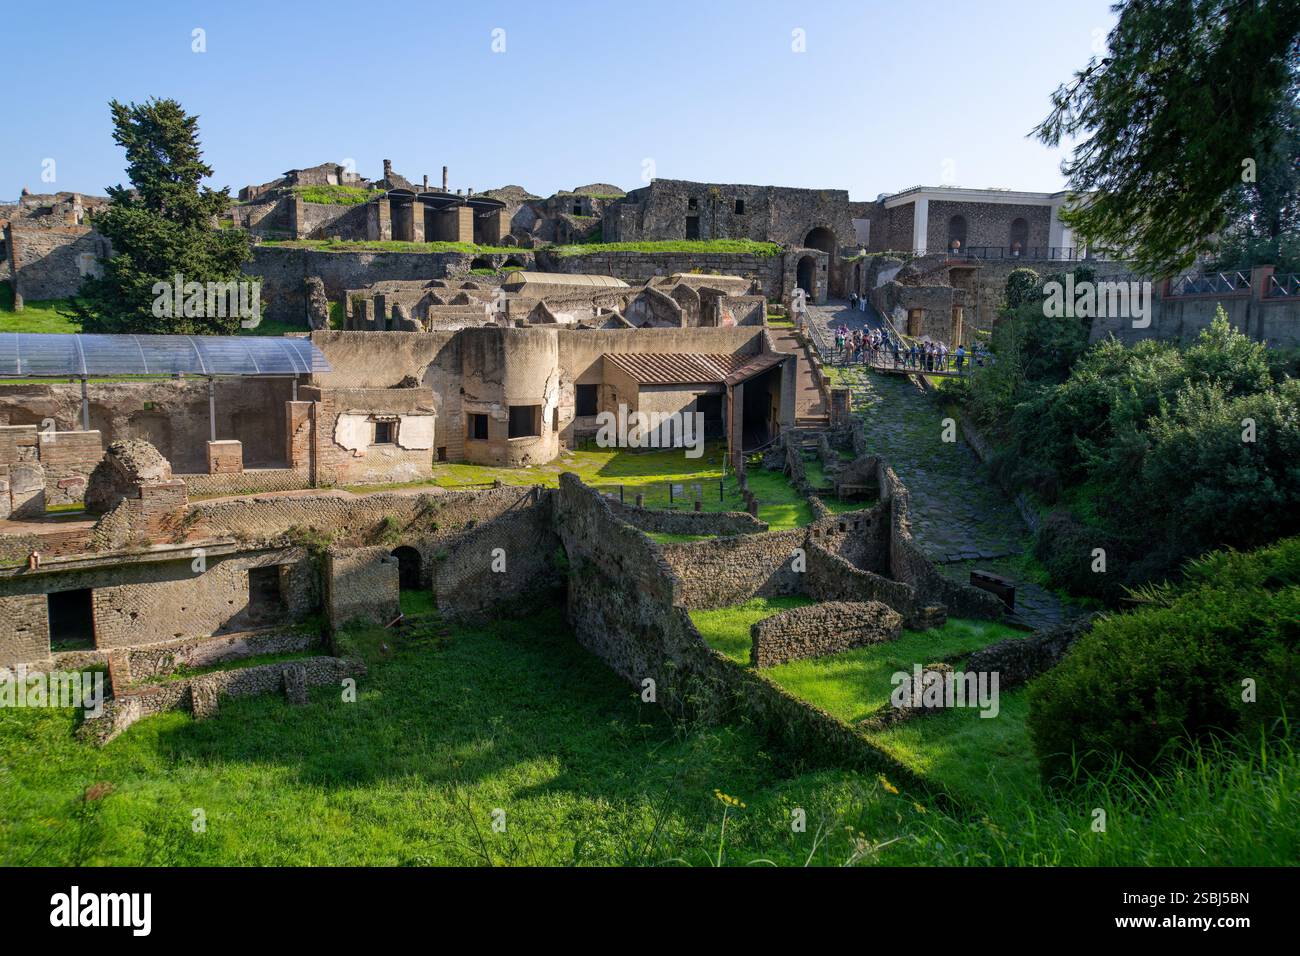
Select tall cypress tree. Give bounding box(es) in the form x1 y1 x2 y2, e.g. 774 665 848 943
73 98 252 334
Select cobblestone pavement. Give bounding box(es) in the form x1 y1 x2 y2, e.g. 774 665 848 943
823 354 1080 631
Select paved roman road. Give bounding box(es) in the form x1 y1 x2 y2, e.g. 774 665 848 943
806 300 1080 630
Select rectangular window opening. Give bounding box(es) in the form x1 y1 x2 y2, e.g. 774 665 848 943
575 384 598 417
508 404 541 439
468 413 489 440
48 589 95 650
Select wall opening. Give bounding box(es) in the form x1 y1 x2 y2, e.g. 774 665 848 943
734 199 745 214
469 257 493 271
696 393 724 438
467 413 489 440
391 546 422 590
803 227 835 254
575 384 598 417
947 215 967 253
796 255 816 297
1009 217 1028 255
508 405 541 438
373 420 396 445
246 566 286 625
685 216 700 240
738 366 782 451
48 589 95 650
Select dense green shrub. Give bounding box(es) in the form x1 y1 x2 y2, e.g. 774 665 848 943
1004 267 1041 311
1028 537 1300 782
963 310 1300 596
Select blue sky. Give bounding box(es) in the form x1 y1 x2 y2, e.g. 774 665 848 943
3 0 1117 202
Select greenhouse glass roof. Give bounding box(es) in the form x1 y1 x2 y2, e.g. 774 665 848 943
0 333 330 378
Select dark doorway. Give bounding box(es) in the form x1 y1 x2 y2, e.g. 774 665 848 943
685 216 700 240
739 366 782 451
391 546 422 590
796 256 816 297
48 589 95 650
247 566 286 625
575 384 599 417
695 393 724 439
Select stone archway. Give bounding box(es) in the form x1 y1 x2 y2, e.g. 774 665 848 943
803 226 835 255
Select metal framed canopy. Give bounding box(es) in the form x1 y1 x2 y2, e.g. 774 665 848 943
0 333 331 379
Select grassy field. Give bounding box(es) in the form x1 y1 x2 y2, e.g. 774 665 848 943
3 601 1295 866
690 601 1034 799
347 441 834 531
0 281 80 332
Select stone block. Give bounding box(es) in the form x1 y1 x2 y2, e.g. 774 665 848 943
207 440 243 475
283 663 308 705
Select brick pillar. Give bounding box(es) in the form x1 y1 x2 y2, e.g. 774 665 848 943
290 196 307 239
830 388 852 425
410 202 425 242
367 199 391 241
5 225 23 310
455 206 474 243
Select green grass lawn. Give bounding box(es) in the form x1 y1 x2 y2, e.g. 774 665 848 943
0 282 80 332
864 690 1037 803
2 600 1294 865
691 605 1033 799
689 596 813 664
349 441 821 531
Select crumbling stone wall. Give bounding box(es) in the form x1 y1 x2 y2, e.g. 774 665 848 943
433 487 561 622
750 600 902 668
326 546 399 629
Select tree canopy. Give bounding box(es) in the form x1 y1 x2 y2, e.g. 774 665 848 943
1036 0 1300 275
73 98 253 334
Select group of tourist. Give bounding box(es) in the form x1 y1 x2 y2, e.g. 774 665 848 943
831 323 987 374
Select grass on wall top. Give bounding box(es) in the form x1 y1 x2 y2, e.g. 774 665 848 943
291 184 385 206
549 239 781 258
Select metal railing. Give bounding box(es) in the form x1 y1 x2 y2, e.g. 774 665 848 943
934 246 1121 262
1266 273 1300 298
1167 271 1251 296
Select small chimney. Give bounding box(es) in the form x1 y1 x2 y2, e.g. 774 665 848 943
383 159 393 181
442 165 448 191
422 174 428 191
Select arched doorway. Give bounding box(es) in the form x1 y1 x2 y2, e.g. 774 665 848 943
1009 217 1028 257
469 257 493 271
796 255 817 298
391 546 422 590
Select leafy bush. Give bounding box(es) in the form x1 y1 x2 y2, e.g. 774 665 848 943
964 309 1300 595
1028 537 1300 782
1004 267 1041 311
